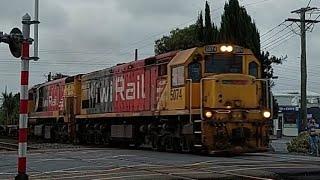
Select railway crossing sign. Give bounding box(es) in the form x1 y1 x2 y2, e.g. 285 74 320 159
0 27 23 58
9 28 23 58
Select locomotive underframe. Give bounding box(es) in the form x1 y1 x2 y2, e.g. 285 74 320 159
28 113 269 154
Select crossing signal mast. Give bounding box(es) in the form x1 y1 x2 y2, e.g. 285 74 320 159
285 5 319 130
0 0 39 179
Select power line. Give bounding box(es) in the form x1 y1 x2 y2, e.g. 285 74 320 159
307 0 312 8
261 22 302 50
283 57 320 68
278 62 320 70
260 21 286 37
0 0 275 58
261 22 293 44
264 33 295 51
274 66 320 77
261 29 295 50
0 0 279 71
242 0 274 7
276 76 320 85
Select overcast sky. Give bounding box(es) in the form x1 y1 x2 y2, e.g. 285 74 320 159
0 0 319 94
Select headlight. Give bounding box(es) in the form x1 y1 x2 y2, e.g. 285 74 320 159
220 46 227 52
205 111 213 118
263 111 271 118
226 46 233 52
220 45 233 52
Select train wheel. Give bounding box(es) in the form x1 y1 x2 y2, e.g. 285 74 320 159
165 136 174 152
85 132 90 144
173 137 182 152
94 133 103 145
152 135 165 151
151 135 159 150
181 136 192 153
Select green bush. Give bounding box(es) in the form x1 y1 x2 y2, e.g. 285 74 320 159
287 132 309 153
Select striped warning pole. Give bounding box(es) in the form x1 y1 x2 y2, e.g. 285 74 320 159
16 13 31 180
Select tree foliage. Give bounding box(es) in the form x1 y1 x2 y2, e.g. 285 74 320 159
259 51 285 79
204 1 214 44
155 1 219 54
0 108 4 125
155 25 200 55
154 0 284 78
220 0 260 56
196 11 204 45
0 92 19 125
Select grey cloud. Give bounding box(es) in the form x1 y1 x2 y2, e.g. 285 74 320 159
0 0 319 94
115 0 198 17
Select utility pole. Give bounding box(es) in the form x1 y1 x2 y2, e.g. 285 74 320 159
286 7 319 130
135 49 138 61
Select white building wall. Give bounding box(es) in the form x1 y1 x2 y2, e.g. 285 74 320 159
273 91 320 137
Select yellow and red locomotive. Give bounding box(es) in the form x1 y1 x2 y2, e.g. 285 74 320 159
28 44 271 154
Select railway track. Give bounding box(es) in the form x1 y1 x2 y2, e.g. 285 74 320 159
0 141 38 151
1 147 320 180
0 141 19 151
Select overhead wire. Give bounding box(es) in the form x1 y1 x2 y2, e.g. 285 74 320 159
260 21 286 37
0 0 305 84
260 22 294 44
274 67 320 78
243 0 273 6
263 23 301 50
307 0 312 7
261 28 297 50
0 0 275 56
263 34 295 51
314 14 320 21
275 75 320 85
278 62 320 71
0 0 273 68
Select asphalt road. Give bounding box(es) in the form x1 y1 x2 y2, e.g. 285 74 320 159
1 147 320 180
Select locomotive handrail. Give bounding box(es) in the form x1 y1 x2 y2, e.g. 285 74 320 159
186 79 192 124
200 77 218 120
255 78 271 110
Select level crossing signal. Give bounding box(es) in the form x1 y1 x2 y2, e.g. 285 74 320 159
0 27 23 58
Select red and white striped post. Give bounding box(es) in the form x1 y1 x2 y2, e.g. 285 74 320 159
16 13 31 180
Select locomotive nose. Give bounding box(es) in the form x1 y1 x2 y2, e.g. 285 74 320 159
213 75 259 109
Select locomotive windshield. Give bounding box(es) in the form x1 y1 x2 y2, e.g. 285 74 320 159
205 54 242 73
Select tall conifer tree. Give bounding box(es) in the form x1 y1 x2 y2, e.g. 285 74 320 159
220 0 261 56
196 11 204 45
204 1 214 44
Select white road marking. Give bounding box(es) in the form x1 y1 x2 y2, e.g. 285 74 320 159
221 166 320 173
52 170 156 180
94 173 163 180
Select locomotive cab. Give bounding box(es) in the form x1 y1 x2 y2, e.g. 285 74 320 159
199 44 271 153
164 44 271 154
201 45 267 115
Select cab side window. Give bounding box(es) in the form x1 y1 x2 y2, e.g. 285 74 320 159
249 61 258 77
188 62 201 82
171 66 185 87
